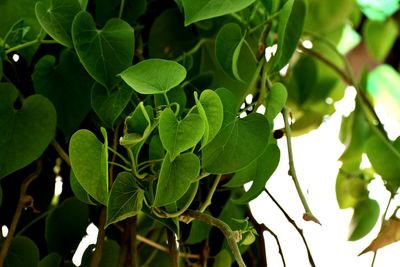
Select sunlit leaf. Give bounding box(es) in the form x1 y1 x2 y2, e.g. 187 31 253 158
213 249 232 267
182 0 256 25
349 198 380 241
69 128 109 205
0 83 56 179
69 170 96 205
265 83 287 122
357 0 399 21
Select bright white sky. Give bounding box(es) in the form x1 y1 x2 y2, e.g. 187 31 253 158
250 87 400 267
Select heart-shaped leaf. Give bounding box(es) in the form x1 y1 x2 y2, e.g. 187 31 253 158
270 0 307 71
91 83 132 128
106 172 144 226
69 128 109 205
265 83 287 122
120 103 153 146
154 152 200 207
215 23 246 81
70 170 96 205
202 113 270 174
33 50 93 137
0 83 56 179
35 0 82 47
159 108 205 160
4 236 39 267
45 197 89 256
195 89 223 146
120 59 187 95
72 11 134 88
182 0 256 25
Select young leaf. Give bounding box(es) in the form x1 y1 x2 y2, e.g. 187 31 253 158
202 113 270 174
182 0 256 25
4 236 39 267
232 144 280 204
154 153 200 207
159 108 205 160
35 0 82 47
265 83 287 122
45 198 89 256
215 23 246 81
72 11 134 88
33 50 93 137
120 59 187 95
69 128 109 205
107 172 145 226
91 83 132 128
349 199 380 241
194 89 224 146
271 0 307 71
0 83 56 179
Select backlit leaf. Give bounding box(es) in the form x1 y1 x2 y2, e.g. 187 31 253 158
120 59 186 95
265 83 287 121
364 19 398 62
72 11 134 88
349 198 380 241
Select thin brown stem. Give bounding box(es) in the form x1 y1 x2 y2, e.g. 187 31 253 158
51 139 70 166
246 210 268 267
90 207 107 267
180 210 246 267
0 159 42 267
167 229 179 267
265 189 316 267
130 217 138 267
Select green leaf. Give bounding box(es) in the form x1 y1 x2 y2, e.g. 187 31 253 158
0 83 56 179
120 103 152 146
38 253 62 267
232 144 280 204
159 108 205 160
365 135 400 191
216 87 237 125
265 83 287 122
215 23 245 81
95 0 146 26
182 0 256 25
154 153 200 207
81 240 119 267
91 83 132 128
69 170 96 205
107 172 145 226
202 113 270 174
357 0 399 21
195 89 224 146
213 249 232 267
363 19 398 62
35 0 81 47
185 216 212 244
120 59 187 95
69 128 109 205
3 236 39 267
33 50 93 137
349 199 380 241
271 0 307 71
45 198 89 256
335 171 368 209
149 8 198 59
72 11 134 88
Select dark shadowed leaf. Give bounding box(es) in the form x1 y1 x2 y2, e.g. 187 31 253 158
38 253 62 267
4 236 39 267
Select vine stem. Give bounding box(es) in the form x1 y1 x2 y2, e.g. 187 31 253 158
174 38 208 62
180 210 246 267
5 39 58 54
282 107 320 225
118 0 125 19
51 139 71 166
199 175 221 212
90 207 107 267
265 189 316 267
0 160 42 267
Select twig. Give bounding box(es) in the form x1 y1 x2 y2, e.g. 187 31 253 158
136 234 200 259
0 159 42 267
246 210 270 267
265 189 316 267
130 217 138 267
51 139 70 166
282 107 320 225
199 175 221 212
90 207 107 267
180 210 246 267
167 229 179 267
